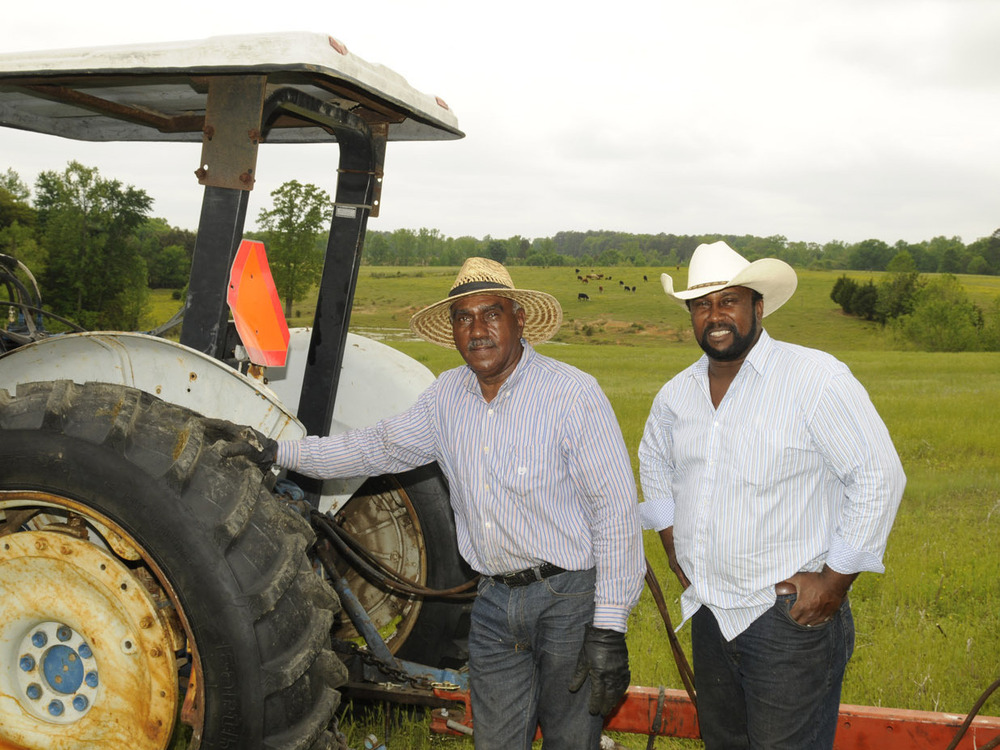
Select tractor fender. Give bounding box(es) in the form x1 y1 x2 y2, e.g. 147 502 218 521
0 329 437 512
0 331 304 439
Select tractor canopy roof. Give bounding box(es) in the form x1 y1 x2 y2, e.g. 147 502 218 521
0 31 464 144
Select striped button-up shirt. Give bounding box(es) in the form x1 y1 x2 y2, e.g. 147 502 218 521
638 331 905 641
278 342 644 632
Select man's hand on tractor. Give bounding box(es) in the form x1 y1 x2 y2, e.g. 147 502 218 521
568 625 631 716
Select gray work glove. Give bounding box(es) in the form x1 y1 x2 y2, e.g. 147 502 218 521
567 625 631 716
203 418 279 472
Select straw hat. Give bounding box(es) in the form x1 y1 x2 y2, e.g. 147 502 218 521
661 241 798 317
409 257 563 348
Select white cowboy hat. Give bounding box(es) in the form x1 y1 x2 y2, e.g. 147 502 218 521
409 257 563 348
661 241 798 317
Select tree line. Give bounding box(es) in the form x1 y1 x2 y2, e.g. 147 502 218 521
2 164 999 337
364 228 1000 277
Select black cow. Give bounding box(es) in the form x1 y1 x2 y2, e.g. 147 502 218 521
577 293 590 301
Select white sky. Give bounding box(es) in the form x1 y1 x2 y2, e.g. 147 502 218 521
2 0 999 246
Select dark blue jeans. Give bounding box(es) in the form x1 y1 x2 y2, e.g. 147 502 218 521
468 568 603 750
691 593 855 750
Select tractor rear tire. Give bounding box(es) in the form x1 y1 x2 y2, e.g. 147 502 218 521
0 380 346 750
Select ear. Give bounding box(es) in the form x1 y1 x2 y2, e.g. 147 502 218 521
515 303 526 334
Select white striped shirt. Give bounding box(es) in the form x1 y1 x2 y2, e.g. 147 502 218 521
278 342 644 632
638 331 905 641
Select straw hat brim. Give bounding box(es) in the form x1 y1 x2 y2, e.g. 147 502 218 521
661 258 797 318
409 288 563 349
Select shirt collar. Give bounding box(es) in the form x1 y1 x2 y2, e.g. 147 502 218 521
742 328 774 376
690 328 773 378
461 338 535 399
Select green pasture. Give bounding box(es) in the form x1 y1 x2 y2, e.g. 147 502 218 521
150 266 1000 748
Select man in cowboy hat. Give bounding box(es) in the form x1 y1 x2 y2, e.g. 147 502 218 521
637 241 905 750
239 257 643 749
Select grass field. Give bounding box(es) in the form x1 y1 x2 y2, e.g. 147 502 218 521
150 265 1000 748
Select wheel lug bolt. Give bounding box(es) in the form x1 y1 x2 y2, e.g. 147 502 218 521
78 643 93 659
56 626 72 642
85 671 99 688
19 655 35 672
31 631 47 648
48 700 64 716
73 695 89 711
26 683 42 700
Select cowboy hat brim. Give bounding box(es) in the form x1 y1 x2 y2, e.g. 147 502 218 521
409 287 563 349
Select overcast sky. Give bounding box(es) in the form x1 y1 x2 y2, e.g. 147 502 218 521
2 0 998 247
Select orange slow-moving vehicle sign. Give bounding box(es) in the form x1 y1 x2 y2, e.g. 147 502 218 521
227 239 290 367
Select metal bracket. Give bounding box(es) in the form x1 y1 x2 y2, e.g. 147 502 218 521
196 76 267 190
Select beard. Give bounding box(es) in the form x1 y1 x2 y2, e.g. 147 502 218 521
697 312 759 362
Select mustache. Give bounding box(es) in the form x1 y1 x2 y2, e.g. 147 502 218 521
467 338 495 350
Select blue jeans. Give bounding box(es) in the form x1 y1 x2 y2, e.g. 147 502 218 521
468 568 603 750
691 593 855 750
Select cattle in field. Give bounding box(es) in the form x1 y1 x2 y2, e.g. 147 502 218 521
577 292 590 301
643 275 648 281
598 286 603 293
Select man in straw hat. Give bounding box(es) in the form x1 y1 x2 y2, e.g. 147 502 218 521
637 241 905 749
243 257 643 749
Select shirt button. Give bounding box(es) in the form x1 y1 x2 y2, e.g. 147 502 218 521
483 446 490 453
487 409 494 416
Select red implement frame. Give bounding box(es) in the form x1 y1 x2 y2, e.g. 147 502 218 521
430 685 1000 749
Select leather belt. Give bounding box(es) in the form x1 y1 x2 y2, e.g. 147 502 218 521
491 562 566 587
775 579 797 596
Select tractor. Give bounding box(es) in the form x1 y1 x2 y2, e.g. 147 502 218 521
0 32 471 749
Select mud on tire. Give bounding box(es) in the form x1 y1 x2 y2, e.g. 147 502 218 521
0 380 346 749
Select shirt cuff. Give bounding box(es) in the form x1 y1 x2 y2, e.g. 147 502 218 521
638 500 674 531
593 604 630 633
826 532 886 575
276 440 298 469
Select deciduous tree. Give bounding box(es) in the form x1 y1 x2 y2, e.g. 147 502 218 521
35 161 151 330
255 180 330 316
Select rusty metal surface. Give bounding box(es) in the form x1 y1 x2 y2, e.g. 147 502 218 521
834 702 1000 750
0 530 177 749
196 76 266 190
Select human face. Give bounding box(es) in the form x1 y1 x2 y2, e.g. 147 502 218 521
689 286 763 362
451 295 526 386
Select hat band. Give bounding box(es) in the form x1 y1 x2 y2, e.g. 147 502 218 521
688 279 729 291
449 280 511 297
